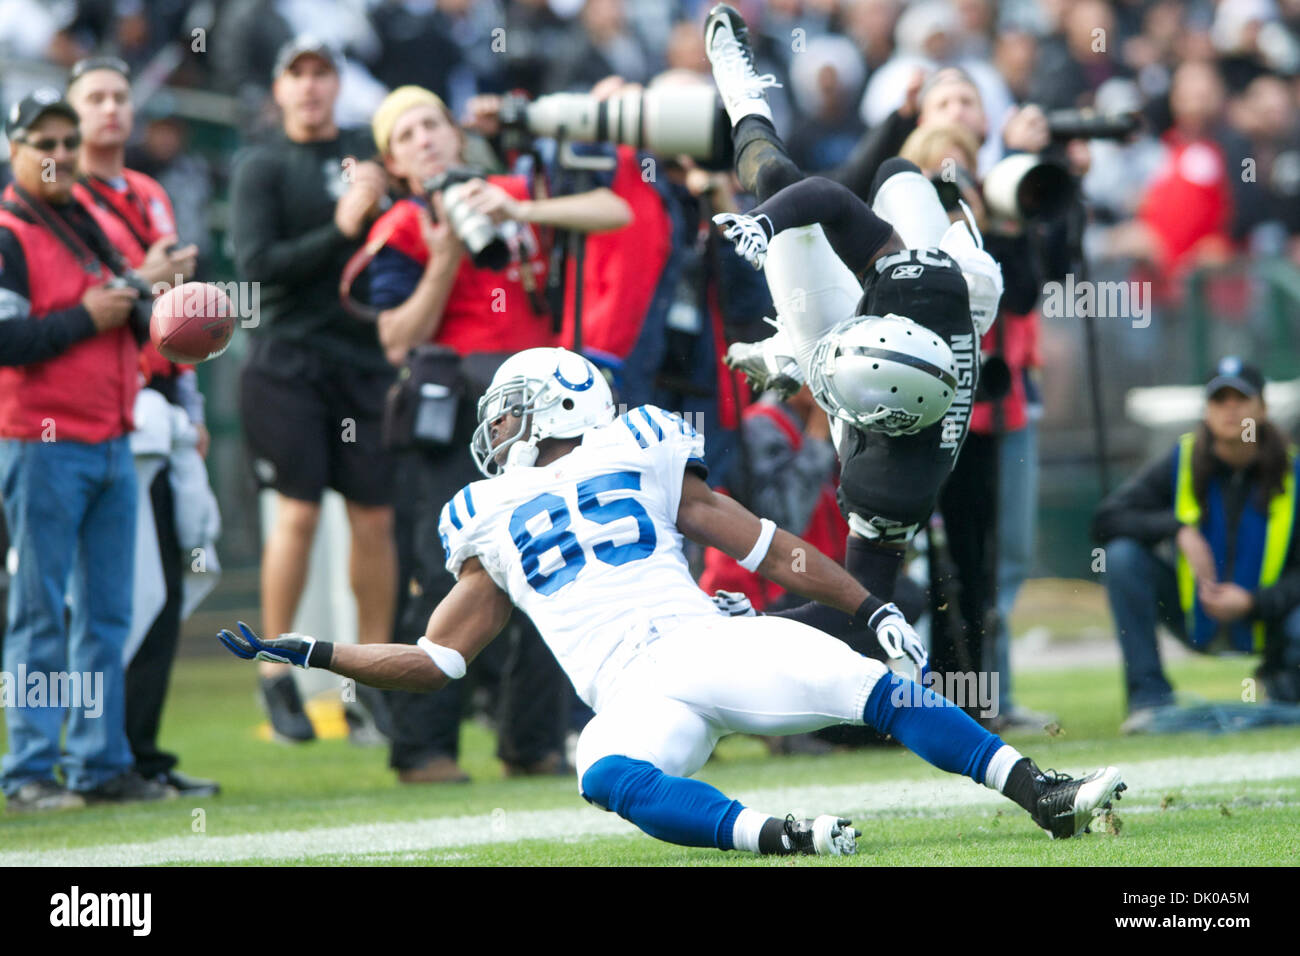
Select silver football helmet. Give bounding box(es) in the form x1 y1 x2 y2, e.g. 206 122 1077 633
809 313 958 437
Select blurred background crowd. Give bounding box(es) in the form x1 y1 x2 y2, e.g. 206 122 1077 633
2 0 1299 794
3 0 1298 573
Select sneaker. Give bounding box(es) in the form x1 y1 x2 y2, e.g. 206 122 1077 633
155 770 220 797
260 673 316 743
1119 704 1175 735
713 212 773 270
4 779 85 814
704 3 780 125
81 770 178 805
503 752 573 778
990 704 1058 733
397 756 471 785
781 813 860 856
1030 764 1126 839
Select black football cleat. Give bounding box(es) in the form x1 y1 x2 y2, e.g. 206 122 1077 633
1030 764 1126 838
781 814 860 856
260 673 316 743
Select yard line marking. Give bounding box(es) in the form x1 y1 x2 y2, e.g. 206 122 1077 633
4 748 1299 866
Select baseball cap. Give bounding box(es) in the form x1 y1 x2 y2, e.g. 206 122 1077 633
273 36 341 78
6 88 79 140
1205 355 1265 399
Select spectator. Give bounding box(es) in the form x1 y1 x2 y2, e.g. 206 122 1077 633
229 38 396 743
787 35 867 174
858 0 1014 174
67 55 218 797
1029 0 1125 110
358 85 630 781
1092 358 1300 730
547 0 651 93
0 90 176 810
125 110 216 268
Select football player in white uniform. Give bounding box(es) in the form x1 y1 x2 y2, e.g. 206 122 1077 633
219 347 1125 856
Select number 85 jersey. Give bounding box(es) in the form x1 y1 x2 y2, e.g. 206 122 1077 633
438 405 722 707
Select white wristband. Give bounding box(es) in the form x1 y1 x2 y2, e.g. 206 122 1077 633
417 637 467 680
738 518 778 573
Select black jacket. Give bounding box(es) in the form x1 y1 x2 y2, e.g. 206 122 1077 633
1091 443 1300 625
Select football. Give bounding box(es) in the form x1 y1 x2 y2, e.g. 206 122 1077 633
150 281 235 363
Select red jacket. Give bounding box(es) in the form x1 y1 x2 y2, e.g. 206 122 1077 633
365 175 554 356
557 146 672 362
74 169 185 382
697 403 848 610
0 186 141 442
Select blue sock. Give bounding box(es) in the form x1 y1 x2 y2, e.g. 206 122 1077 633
581 755 744 849
864 671 1003 782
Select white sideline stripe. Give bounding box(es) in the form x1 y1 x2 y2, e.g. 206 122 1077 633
5 748 1300 867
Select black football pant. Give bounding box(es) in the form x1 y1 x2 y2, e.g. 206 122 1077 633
125 465 182 778
386 437 568 771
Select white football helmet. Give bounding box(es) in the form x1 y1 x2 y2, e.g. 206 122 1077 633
809 313 958 437
471 347 615 476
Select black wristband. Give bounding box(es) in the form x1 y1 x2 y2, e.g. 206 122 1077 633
854 595 886 628
307 640 334 670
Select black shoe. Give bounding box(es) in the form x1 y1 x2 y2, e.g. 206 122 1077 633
260 673 316 743
81 770 177 805
5 779 85 814
1030 763 1126 838
344 683 393 746
156 770 220 797
781 814 860 856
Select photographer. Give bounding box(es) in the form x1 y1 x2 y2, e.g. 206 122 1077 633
66 55 217 799
0 91 177 810
229 38 397 744
357 85 628 782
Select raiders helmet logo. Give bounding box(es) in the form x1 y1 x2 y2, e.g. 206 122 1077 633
868 404 923 435
890 264 924 279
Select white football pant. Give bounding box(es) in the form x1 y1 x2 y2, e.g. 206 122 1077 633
575 614 888 784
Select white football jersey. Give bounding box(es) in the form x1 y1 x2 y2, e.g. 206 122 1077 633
439 405 722 708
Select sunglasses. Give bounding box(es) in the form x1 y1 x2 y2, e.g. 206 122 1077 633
21 133 82 153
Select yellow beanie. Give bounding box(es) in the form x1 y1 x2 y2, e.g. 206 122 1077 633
372 85 449 155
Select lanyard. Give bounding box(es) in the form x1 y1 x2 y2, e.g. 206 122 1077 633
6 184 130 280
81 175 154 253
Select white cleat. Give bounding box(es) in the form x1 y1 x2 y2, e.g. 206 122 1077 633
783 814 861 856
725 322 803 397
704 3 781 126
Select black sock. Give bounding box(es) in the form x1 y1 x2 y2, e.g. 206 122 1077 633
758 816 791 855
1002 758 1041 815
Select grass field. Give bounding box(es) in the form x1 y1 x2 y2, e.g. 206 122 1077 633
2 647 1299 866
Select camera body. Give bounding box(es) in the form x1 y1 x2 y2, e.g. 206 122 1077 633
424 168 511 271
108 273 155 345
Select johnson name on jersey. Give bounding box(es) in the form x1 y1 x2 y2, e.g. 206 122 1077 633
438 405 719 708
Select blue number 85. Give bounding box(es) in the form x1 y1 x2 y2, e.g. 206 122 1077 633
509 471 656 594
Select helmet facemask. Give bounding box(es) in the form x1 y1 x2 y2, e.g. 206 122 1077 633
471 375 553 477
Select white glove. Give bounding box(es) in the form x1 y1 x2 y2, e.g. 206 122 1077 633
869 603 928 675
939 219 1003 337
712 212 772 270
711 590 758 617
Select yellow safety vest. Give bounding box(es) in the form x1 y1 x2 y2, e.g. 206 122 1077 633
1173 432 1297 651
